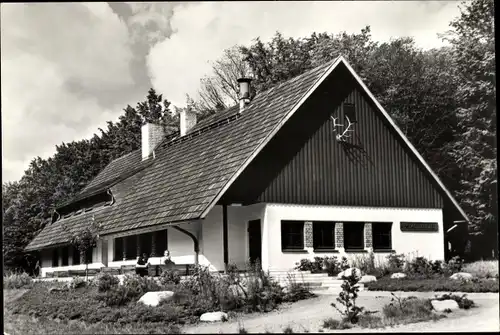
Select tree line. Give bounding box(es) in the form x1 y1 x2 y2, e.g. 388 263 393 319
3 0 496 272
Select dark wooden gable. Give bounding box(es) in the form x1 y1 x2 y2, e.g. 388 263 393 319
222 65 444 208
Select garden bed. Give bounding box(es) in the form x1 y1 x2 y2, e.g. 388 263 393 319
365 277 499 293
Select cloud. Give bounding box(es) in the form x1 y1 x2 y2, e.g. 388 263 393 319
147 1 461 107
1 3 137 182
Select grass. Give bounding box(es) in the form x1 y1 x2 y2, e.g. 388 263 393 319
322 317 352 330
3 272 34 289
365 276 499 292
462 260 499 279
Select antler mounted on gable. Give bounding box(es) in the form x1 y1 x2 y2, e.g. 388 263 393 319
331 115 355 142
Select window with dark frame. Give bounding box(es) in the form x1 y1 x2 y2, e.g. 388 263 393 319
373 222 392 250
114 237 124 261
85 247 93 264
139 232 153 257
61 246 69 266
124 235 137 260
313 221 336 249
281 220 304 250
154 229 168 257
344 222 365 250
72 245 81 265
52 248 59 267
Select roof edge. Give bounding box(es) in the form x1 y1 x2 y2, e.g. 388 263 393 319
199 57 344 218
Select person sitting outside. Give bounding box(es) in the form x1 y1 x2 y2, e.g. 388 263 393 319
135 253 150 277
161 250 176 269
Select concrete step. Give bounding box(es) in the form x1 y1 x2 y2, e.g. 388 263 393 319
269 270 311 274
272 276 339 281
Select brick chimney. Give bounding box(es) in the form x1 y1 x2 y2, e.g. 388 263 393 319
237 78 252 113
141 123 165 160
179 109 197 136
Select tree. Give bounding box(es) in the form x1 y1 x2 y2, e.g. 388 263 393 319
61 215 101 281
444 0 496 253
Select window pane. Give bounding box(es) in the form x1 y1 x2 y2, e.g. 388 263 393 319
61 246 69 266
373 222 392 249
85 247 93 264
72 246 81 265
154 229 168 257
281 221 304 249
313 222 335 248
125 235 137 260
52 248 59 267
140 233 153 257
114 237 124 261
344 222 364 249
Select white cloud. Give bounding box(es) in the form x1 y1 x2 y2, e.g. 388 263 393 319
1 3 135 182
147 1 461 107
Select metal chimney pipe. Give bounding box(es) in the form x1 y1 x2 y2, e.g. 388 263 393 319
237 78 252 113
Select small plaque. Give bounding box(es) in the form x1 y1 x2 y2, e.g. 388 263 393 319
400 222 439 232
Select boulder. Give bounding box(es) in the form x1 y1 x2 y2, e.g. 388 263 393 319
390 272 407 279
450 272 473 281
337 268 362 280
431 299 460 312
137 291 175 307
359 275 377 283
200 311 228 322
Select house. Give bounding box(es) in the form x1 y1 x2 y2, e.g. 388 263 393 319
25 56 469 277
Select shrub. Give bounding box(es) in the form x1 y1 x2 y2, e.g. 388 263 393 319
365 277 499 292
386 253 405 273
433 293 475 309
122 274 163 296
382 293 443 324
160 268 181 285
294 259 315 272
4 272 33 289
446 256 464 273
462 260 499 279
351 252 376 275
322 256 340 276
357 313 385 329
322 317 352 329
340 256 350 271
331 270 364 324
283 274 315 302
294 256 340 276
68 276 86 290
96 272 119 292
282 325 294 333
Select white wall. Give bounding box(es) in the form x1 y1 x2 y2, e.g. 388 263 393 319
201 204 266 271
264 203 444 271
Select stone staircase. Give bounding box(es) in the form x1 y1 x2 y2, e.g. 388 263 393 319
269 270 364 294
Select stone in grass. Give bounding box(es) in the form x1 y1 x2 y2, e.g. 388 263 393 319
390 272 407 279
337 268 362 280
431 299 460 312
138 291 174 307
449 272 473 281
200 311 229 322
359 275 377 283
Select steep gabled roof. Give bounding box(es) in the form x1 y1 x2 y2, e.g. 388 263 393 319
25 57 468 251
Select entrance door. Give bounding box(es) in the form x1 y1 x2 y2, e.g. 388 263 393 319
248 219 262 265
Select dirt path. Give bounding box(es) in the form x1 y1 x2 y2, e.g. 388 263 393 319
181 291 500 333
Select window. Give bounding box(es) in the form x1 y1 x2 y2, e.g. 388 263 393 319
52 248 59 267
281 221 304 250
72 245 81 265
61 246 69 266
373 222 392 250
313 221 336 249
344 222 365 250
85 247 93 264
124 235 137 260
343 103 356 122
114 237 124 261
153 229 168 257
139 232 153 257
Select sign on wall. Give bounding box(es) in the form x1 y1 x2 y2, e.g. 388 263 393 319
400 222 439 232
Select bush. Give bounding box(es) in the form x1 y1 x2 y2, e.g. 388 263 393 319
322 256 340 276
433 293 475 309
96 272 119 292
4 272 33 289
340 256 350 271
351 252 376 275
122 274 163 295
357 313 385 329
68 276 86 290
365 277 499 292
160 269 181 285
322 317 352 330
294 256 341 276
462 260 499 279
446 256 464 273
383 293 442 324
387 254 405 273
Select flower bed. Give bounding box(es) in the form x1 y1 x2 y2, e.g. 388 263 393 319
365 277 499 292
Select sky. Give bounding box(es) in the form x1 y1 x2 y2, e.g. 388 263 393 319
1 1 463 183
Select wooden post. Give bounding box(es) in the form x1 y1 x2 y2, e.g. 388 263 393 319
223 204 229 273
